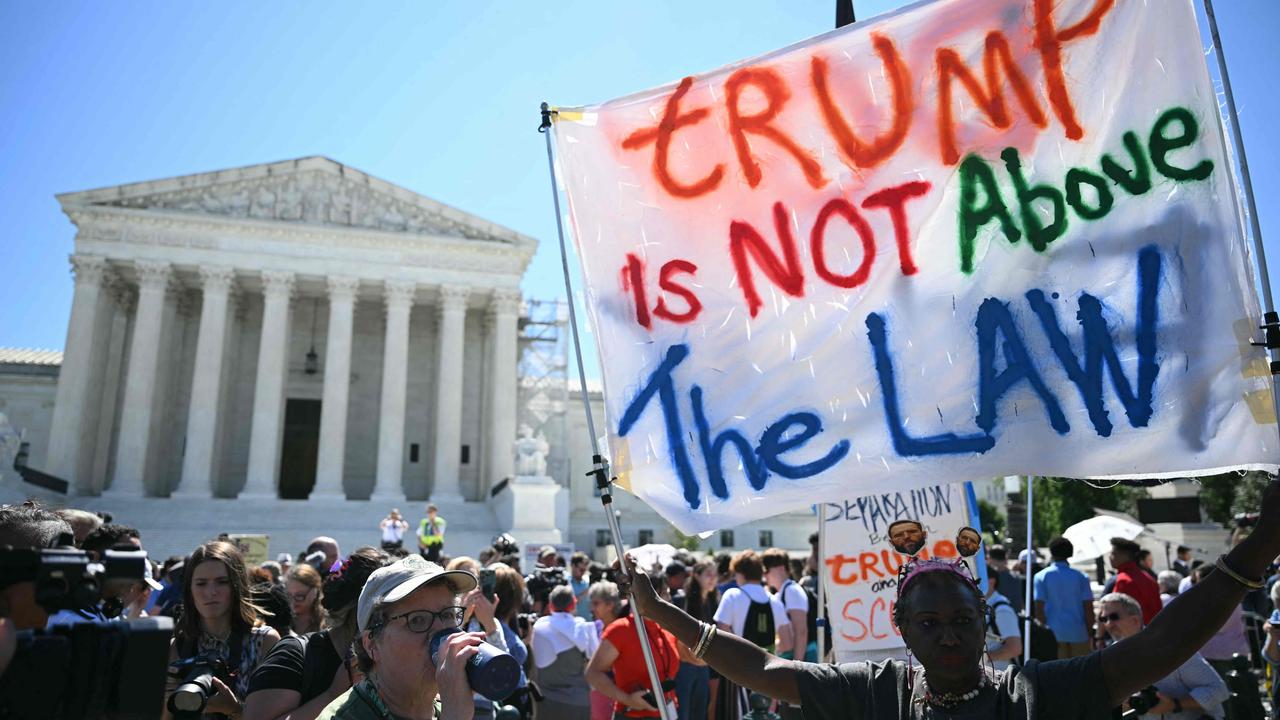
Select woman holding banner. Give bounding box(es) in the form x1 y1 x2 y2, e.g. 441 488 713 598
617 479 1280 718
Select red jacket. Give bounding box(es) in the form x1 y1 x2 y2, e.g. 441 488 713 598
1114 561 1161 623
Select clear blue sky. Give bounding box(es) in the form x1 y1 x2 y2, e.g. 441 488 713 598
2 1 1277 380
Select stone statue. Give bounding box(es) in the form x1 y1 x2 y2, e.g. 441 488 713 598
514 425 549 477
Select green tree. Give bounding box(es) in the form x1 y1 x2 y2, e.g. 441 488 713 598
977 499 1006 540
1197 472 1238 525
670 528 702 553
1030 477 1144 546
1192 470 1269 525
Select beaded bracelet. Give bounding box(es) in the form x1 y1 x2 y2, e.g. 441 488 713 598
1216 554 1265 590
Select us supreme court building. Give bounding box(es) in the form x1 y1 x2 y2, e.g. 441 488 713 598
0 157 822 558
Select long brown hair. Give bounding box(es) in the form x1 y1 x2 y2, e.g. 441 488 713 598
685 561 718 623
491 563 526 627
176 541 260 652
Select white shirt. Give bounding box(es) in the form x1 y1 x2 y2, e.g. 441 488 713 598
380 519 407 542
530 611 599 669
714 583 790 640
778 580 809 615
986 590 1021 672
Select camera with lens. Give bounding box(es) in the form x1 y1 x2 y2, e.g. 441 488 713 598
1125 686 1161 715
0 536 172 719
638 679 678 712
0 535 150 619
524 565 566 607
167 653 230 715
491 533 519 556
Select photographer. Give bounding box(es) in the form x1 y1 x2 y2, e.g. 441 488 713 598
165 541 280 720
315 555 482 720
1099 592 1227 719
0 502 74 632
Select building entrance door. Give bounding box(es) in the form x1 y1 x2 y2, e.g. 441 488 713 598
279 399 321 499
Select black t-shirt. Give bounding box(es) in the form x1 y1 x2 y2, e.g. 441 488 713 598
246 630 344 703
794 653 1113 719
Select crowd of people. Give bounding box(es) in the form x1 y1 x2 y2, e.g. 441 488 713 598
2 488 1280 720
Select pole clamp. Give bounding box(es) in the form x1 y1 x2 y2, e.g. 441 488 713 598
539 102 555 133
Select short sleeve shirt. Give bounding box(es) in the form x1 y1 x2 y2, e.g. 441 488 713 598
986 592 1021 672
713 583 790 639
779 580 810 616
1114 562 1162 624
601 616 680 718
794 653 1113 720
247 629 344 703
1034 562 1094 643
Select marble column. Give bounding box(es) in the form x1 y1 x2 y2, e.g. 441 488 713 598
313 275 359 500
90 282 134 493
243 270 295 498
175 266 236 497
431 285 469 502
373 279 416 500
111 260 172 496
486 289 521 490
47 254 109 487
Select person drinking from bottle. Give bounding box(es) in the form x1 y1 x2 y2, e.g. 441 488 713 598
317 555 481 720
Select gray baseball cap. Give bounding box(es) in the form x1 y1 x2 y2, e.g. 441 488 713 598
357 555 478 632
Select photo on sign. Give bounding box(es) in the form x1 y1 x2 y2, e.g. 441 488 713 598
955 527 982 558
887 519 926 557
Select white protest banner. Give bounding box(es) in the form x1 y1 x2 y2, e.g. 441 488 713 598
552 0 1280 534
821 483 979 661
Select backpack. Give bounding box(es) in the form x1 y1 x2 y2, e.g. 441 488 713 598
742 594 777 651
782 579 829 651
988 599 1058 663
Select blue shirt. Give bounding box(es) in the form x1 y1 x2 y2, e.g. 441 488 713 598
571 576 592 620
1033 561 1092 643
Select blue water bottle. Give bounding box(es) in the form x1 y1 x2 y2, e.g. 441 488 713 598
429 627 521 702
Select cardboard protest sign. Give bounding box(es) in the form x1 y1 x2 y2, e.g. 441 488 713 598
228 534 270 567
552 0 1280 534
821 483 979 661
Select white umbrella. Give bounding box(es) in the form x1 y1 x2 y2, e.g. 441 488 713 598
627 543 678 574
1062 514 1146 563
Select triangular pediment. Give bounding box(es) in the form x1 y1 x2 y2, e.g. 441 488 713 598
57 156 531 246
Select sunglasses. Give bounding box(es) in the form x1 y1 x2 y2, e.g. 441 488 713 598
290 589 315 603
1097 612 1126 623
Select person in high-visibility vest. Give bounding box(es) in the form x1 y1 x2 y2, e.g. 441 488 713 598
417 503 446 562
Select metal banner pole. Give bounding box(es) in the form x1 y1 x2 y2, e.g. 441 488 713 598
539 104 674 720
1023 476 1034 665
816 505 828 662
1201 0 1280 438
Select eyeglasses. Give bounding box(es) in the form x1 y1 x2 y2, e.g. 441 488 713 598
290 589 315 603
378 606 466 634
1097 612 1126 623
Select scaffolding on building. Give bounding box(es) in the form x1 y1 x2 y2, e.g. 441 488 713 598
517 299 570 487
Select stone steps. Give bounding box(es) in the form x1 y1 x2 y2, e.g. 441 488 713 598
0 485 502 565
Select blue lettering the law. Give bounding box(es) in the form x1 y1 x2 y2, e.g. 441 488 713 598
1025 245 1162 436
869 244 1163 454
617 345 850 510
